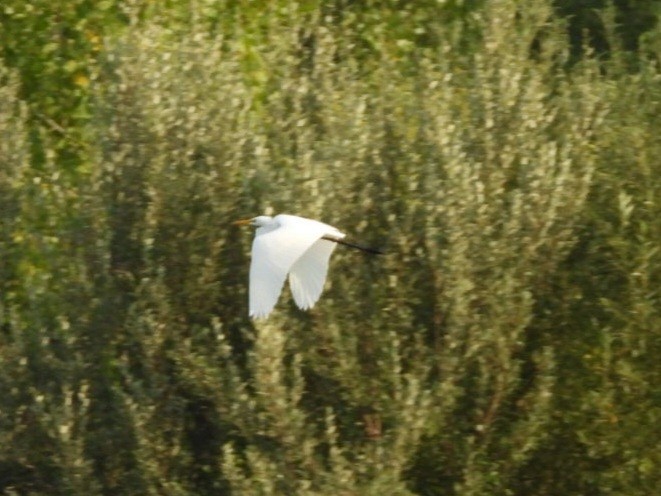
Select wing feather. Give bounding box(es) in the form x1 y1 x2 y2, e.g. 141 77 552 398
288 239 337 310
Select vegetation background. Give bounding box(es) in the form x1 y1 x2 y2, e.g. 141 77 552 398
1 0 659 494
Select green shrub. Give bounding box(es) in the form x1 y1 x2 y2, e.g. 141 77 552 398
0 1 659 494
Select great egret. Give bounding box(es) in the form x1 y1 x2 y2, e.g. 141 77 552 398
234 214 382 318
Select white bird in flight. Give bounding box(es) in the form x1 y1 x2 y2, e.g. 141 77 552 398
234 214 382 318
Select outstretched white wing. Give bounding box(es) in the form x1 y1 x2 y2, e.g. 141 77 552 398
288 238 338 310
249 215 344 318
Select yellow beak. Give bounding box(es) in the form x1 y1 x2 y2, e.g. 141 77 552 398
233 218 252 226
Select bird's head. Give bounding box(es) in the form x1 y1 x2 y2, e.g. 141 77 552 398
233 215 274 228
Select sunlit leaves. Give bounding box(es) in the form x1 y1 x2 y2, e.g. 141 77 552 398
0 1 659 495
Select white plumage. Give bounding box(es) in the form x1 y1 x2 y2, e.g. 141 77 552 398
237 214 345 318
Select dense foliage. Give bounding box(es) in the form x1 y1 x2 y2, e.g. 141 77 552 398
1 1 659 494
